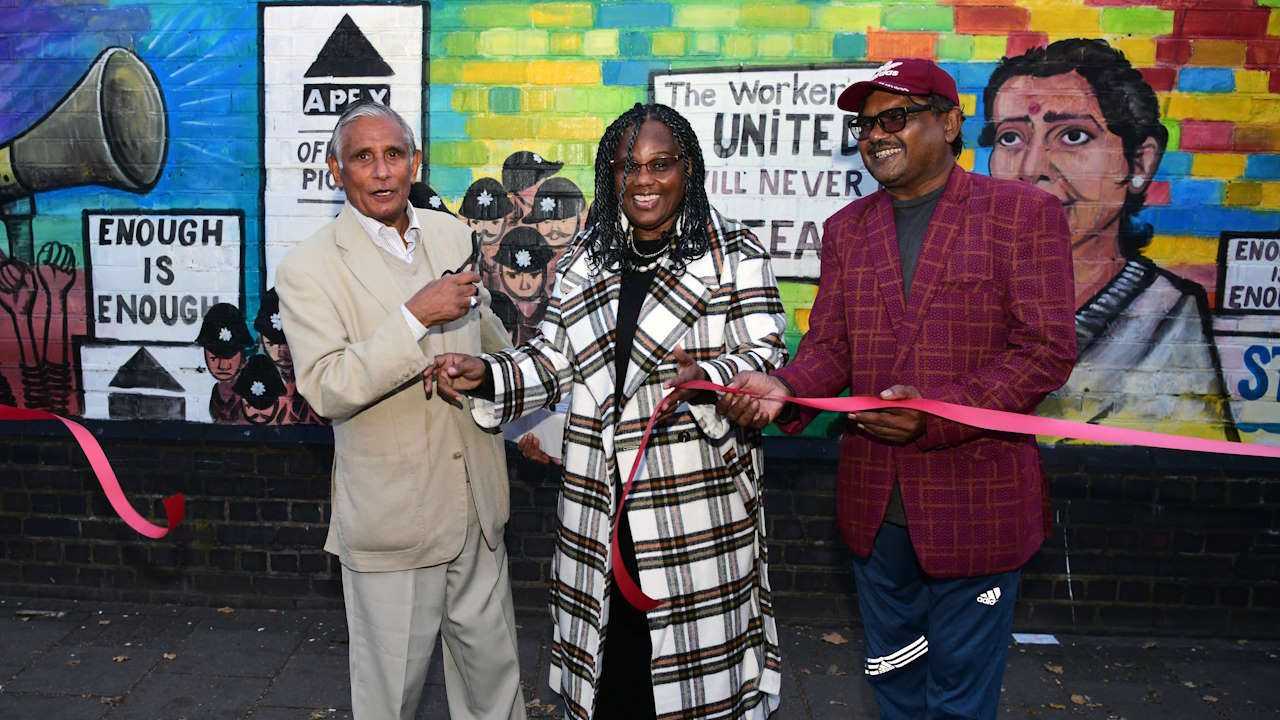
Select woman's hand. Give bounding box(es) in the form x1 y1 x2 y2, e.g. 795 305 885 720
657 346 707 425
517 432 560 465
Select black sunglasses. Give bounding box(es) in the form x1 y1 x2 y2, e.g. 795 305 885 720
849 104 933 141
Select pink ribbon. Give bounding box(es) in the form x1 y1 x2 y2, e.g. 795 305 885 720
613 380 1280 612
1 404 184 539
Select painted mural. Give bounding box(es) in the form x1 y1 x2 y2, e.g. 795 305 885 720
1 0 1277 446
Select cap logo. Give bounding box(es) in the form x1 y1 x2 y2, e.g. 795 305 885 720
270 312 282 331
477 189 493 207
218 327 231 342
872 60 903 80
250 380 265 397
532 153 544 163
539 197 556 213
428 195 442 208
515 249 532 268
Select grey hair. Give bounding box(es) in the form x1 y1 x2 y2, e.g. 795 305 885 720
326 102 417 167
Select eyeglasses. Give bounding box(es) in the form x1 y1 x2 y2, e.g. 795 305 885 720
849 105 933 141
611 154 684 178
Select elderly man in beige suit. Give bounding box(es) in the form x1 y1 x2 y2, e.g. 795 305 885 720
275 102 525 720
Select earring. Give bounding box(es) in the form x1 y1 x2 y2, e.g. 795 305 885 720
1130 176 1145 189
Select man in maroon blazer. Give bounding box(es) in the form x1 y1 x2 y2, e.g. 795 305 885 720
720 59 1076 719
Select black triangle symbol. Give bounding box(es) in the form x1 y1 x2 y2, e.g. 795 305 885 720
305 14 394 78
109 347 185 392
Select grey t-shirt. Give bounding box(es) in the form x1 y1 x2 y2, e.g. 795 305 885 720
882 183 946 526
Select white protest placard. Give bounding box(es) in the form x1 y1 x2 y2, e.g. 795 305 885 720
652 65 880 279
79 342 211 423
261 2 424 286
1218 232 1280 314
85 210 243 342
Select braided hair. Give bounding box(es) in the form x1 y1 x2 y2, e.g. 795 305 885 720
584 103 712 274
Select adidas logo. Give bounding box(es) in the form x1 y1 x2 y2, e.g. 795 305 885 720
976 587 1002 606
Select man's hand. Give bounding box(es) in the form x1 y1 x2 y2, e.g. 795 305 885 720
656 346 708 425
406 271 481 328
517 433 560 465
849 384 926 444
431 352 487 406
716 371 792 430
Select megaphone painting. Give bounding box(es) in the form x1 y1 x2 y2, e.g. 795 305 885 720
0 46 167 263
0 46 168 415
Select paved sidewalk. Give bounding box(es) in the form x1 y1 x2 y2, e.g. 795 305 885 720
1 595 1277 719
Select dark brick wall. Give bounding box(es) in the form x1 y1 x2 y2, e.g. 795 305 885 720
2 422 1278 637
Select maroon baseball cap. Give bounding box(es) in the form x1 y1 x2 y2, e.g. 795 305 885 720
837 59 960 113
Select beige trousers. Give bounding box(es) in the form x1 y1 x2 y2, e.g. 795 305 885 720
341 485 526 720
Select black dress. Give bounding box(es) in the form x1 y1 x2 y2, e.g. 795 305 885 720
593 240 665 720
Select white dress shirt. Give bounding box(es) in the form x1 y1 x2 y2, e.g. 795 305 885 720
346 202 431 340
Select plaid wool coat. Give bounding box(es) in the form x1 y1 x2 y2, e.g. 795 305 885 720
776 167 1077 578
470 209 787 719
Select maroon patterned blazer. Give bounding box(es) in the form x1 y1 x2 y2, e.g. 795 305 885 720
775 167 1076 578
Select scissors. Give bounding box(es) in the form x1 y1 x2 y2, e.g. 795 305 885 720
441 231 482 310
443 231 481 277
425 232 482 403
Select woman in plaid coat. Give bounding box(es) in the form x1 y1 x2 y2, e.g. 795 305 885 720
434 104 788 720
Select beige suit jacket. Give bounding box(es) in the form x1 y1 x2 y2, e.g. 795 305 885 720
275 205 512 572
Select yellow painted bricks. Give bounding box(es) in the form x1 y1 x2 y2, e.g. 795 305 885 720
1236 70 1271 94
430 59 464 84
530 3 594 28
651 31 687 56
477 29 550 56
527 60 601 85
460 61 527 84
1225 181 1264 207
1145 235 1220 266
814 5 882 33
1224 182 1280 211
451 87 488 113
1027 6 1101 37
551 31 583 54
582 29 619 56
1164 94 1251 123
793 32 834 58
1259 183 1280 211
723 33 757 58
521 88 556 113
443 32 477 56
742 3 810 29
466 114 537 139
1108 37 1157 66
1191 153 1248 179
758 33 794 57
972 36 1007 61
535 115 605 141
1252 97 1280 122
691 33 721 55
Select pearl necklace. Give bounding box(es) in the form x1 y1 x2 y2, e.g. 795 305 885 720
626 230 669 272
